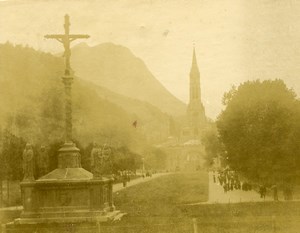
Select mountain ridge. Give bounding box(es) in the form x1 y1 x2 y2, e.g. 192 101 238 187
70 42 186 116
0 43 170 148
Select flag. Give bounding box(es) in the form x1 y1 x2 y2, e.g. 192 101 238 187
132 120 137 128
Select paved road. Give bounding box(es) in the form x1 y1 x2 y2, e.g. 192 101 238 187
113 173 169 192
207 172 273 203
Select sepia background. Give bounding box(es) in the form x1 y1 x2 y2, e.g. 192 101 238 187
1 1 300 233
1 0 300 118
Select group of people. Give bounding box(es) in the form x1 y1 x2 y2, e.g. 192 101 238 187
213 169 294 201
214 169 246 193
259 185 267 199
142 170 153 178
113 170 133 187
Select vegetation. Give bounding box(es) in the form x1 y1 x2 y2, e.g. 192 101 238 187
201 121 224 168
217 80 300 190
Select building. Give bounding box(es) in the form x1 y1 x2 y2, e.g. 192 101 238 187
182 48 206 141
158 48 207 172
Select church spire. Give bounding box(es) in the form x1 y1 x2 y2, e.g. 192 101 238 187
192 47 197 66
189 47 200 103
186 46 206 138
191 46 200 76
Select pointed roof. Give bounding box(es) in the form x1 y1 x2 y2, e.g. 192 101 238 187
191 47 200 75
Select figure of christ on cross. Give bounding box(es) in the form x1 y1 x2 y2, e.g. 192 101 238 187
45 14 89 143
45 14 89 76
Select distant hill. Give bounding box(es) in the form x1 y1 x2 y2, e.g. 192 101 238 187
0 43 170 149
70 43 186 116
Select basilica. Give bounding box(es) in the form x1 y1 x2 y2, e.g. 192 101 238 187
157 48 207 171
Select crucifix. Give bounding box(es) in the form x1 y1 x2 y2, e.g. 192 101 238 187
45 14 89 76
45 14 89 143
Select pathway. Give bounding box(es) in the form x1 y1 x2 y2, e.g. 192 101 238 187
113 173 169 192
207 172 273 203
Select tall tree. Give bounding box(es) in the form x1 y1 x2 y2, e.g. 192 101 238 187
217 80 300 188
201 121 225 168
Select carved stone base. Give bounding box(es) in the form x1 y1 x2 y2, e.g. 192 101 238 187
5 211 124 233
6 141 124 233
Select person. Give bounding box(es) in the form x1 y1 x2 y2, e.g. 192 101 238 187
237 180 241 190
242 182 246 191
259 185 264 198
122 173 127 187
223 184 227 193
248 183 252 191
22 143 35 181
127 171 131 182
262 185 267 199
230 182 234 191
283 185 293 201
272 184 279 201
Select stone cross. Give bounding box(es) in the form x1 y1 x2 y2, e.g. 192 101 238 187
44 14 89 142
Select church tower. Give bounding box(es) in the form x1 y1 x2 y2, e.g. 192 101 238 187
186 48 206 138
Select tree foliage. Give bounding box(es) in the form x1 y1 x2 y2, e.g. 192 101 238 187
144 148 167 170
217 80 300 186
201 121 224 168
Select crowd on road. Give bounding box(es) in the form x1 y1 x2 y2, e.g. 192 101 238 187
113 170 157 188
213 168 294 201
214 169 253 193
113 170 134 187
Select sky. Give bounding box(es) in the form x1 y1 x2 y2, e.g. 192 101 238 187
1 0 300 119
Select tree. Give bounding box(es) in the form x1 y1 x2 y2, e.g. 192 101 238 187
144 148 167 170
217 80 300 190
201 121 225 168
111 146 142 172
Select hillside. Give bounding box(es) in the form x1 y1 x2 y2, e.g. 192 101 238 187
82 81 171 142
0 43 170 148
70 43 186 116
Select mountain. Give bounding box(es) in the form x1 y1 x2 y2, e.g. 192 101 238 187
77 80 171 144
0 43 170 149
70 43 186 116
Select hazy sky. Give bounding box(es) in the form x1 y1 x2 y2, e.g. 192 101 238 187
1 0 300 118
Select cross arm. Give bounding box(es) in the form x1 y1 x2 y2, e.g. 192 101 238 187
69 34 90 41
44 34 64 39
44 34 89 39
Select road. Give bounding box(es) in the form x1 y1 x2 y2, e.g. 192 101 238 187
207 172 273 203
113 173 168 192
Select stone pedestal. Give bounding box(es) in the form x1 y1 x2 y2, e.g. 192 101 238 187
5 143 122 233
